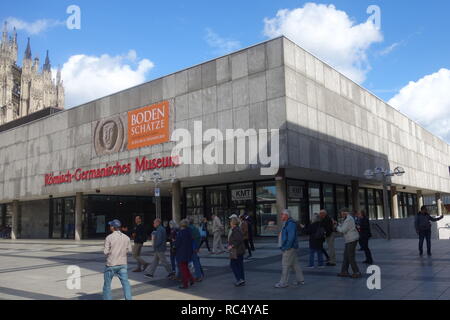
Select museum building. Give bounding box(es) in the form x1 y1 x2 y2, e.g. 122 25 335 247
0 36 449 239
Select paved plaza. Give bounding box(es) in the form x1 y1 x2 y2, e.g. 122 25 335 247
1 237 450 300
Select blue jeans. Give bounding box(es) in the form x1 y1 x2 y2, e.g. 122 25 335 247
103 265 132 300
191 251 203 279
230 255 245 282
309 248 324 267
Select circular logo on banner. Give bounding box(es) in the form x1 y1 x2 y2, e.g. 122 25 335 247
93 116 126 156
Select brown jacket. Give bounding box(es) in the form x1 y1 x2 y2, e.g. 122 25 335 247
228 226 246 259
240 220 249 240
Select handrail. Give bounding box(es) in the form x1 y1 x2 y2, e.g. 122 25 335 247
372 222 387 239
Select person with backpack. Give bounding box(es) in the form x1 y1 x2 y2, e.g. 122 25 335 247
336 208 361 278
415 205 443 256
131 215 149 273
275 209 305 288
199 216 211 253
302 213 326 268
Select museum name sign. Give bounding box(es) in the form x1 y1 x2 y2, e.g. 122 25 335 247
44 155 180 186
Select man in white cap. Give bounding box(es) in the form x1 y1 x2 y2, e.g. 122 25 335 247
275 209 304 288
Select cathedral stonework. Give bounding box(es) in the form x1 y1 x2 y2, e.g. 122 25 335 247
0 22 64 125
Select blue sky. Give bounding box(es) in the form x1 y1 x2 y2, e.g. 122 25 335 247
1 0 450 142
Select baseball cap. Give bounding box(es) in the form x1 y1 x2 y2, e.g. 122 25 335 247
229 214 238 219
108 219 121 228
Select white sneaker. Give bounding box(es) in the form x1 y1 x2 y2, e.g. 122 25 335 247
274 282 289 288
292 281 305 286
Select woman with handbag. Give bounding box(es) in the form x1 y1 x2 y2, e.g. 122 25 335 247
228 217 246 287
199 216 212 253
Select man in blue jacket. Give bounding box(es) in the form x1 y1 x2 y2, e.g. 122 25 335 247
275 209 305 288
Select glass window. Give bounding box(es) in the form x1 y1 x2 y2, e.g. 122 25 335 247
287 180 308 226
347 186 354 212
185 188 204 225
336 186 346 218
367 189 376 220
205 185 228 233
230 183 255 235
323 184 335 220
398 193 406 218
256 203 278 236
256 182 277 236
375 190 384 220
256 182 277 202
359 189 367 215
309 183 321 221
186 188 203 208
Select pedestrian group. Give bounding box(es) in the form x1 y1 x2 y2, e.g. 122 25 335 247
102 205 444 299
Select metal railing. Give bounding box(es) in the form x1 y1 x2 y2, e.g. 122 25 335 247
371 223 387 239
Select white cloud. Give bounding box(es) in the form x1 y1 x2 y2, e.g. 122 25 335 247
379 42 401 56
5 17 64 35
388 69 450 143
263 3 383 83
58 50 154 108
205 28 241 55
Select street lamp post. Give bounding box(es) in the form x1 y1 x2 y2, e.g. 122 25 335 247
136 171 177 220
364 166 405 241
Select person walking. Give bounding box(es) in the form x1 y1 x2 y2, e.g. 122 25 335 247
319 209 337 266
175 219 195 289
415 205 444 256
244 212 255 251
239 213 252 259
356 210 374 264
228 217 246 286
199 217 212 253
302 214 326 268
275 209 305 288
144 219 174 279
103 219 132 300
168 220 179 279
336 208 361 278
188 217 204 281
212 214 225 254
131 215 149 273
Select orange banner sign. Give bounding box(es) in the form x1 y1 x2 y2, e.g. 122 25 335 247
127 101 170 150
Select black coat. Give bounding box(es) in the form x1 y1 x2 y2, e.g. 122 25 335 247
304 222 324 250
357 216 372 238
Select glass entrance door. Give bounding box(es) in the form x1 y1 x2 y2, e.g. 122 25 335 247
50 198 75 239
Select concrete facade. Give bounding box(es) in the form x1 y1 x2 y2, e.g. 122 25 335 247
0 36 449 239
